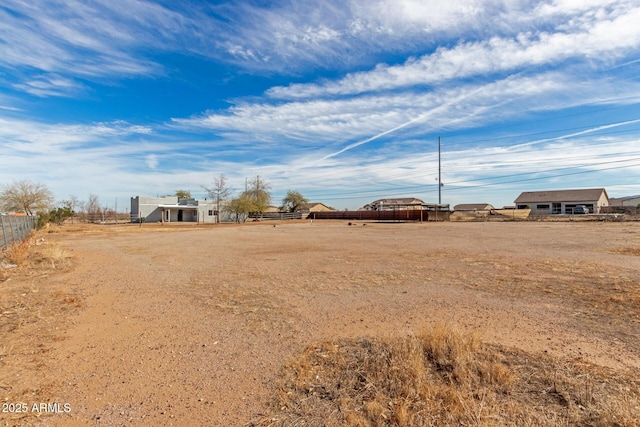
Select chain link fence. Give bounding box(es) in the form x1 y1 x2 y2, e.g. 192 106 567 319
1 215 37 250
74 212 130 224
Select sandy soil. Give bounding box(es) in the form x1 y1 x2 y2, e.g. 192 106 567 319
1 220 639 426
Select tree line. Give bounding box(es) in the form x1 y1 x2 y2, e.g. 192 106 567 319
0 179 124 225
203 174 310 223
0 176 315 225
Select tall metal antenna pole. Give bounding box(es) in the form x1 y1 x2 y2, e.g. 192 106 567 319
438 136 442 205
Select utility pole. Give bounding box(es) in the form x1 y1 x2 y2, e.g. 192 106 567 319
438 136 442 205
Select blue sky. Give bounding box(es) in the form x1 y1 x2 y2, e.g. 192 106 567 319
1 0 640 211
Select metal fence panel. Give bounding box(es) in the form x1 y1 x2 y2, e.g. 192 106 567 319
1 215 37 250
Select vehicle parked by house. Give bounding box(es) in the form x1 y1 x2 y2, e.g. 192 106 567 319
573 205 589 214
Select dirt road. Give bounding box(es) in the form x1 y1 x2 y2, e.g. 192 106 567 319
2 221 639 426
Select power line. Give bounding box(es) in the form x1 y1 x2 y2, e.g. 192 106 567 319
444 162 640 192
275 157 640 200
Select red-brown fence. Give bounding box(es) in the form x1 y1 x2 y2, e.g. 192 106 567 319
307 210 450 221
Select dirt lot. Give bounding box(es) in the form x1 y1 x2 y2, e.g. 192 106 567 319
1 220 639 426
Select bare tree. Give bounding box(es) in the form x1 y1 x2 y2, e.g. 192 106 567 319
247 175 271 218
85 194 101 222
0 179 54 215
202 173 231 223
68 195 80 213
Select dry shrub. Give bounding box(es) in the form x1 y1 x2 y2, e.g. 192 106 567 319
37 242 71 270
1 232 70 275
250 324 640 426
2 237 33 265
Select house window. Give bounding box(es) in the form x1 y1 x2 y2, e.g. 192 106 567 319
517 204 529 209
208 210 214 216
552 203 561 214
536 204 550 210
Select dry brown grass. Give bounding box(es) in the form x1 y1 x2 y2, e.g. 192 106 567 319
1 235 33 265
35 241 72 270
0 230 81 424
615 247 640 256
2 230 70 271
250 323 640 427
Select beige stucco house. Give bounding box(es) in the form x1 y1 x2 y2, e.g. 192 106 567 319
453 203 495 211
514 188 609 214
301 202 334 212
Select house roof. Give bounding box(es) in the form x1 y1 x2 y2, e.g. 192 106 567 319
302 202 334 211
369 198 424 205
514 188 608 204
609 195 640 201
608 195 640 207
454 203 494 211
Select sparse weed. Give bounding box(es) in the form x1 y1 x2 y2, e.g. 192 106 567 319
37 243 70 270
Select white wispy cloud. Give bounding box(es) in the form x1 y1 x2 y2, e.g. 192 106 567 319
174 72 640 157
4 0 636 96
267 4 640 99
145 154 159 170
205 0 640 75
0 0 195 95
12 74 86 98
0 117 153 153
0 105 22 112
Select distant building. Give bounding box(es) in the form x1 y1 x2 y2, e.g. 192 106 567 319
453 203 494 211
514 188 609 214
130 196 217 223
264 205 281 213
362 198 425 211
301 202 334 212
609 195 640 208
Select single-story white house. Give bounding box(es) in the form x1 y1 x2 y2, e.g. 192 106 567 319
130 196 217 223
514 188 609 215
